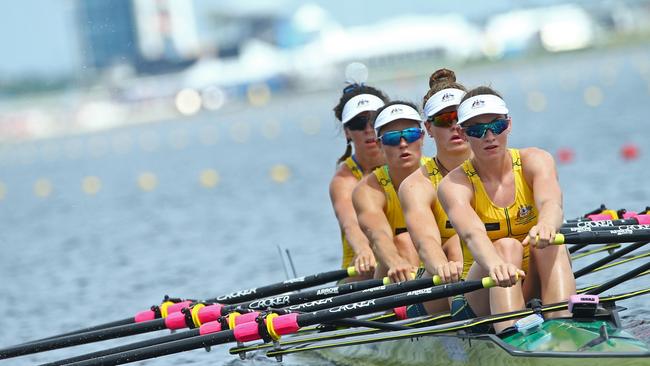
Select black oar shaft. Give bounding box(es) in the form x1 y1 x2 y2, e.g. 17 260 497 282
574 241 648 278
557 229 650 244
0 320 165 359
40 329 201 366
68 331 236 366
560 224 650 234
224 277 385 313
585 260 650 295
207 268 351 304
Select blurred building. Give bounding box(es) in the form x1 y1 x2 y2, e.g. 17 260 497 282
77 0 201 76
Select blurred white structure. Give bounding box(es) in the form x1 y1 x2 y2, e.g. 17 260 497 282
483 4 595 58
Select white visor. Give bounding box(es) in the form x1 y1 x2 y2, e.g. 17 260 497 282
457 94 509 125
374 104 422 134
341 94 385 124
423 88 466 118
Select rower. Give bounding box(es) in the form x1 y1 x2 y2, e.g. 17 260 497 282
329 83 389 282
437 86 576 333
398 68 471 315
352 101 428 284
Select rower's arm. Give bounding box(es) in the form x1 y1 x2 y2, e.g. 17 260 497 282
398 169 447 275
523 148 563 228
353 176 412 282
329 168 372 257
521 148 563 247
438 171 504 271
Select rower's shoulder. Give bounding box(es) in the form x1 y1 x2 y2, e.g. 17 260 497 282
519 147 553 161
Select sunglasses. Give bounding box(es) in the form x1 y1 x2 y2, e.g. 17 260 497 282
345 115 371 131
428 110 458 128
463 118 509 139
378 127 424 146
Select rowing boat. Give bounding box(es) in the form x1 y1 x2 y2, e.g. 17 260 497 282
263 290 650 366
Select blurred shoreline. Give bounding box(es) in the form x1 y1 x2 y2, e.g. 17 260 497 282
1 35 649 146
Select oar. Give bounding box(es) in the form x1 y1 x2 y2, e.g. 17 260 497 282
559 223 650 234
0 267 358 359
56 278 499 366
553 228 650 244
571 243 621 260
573 241 649 278
562 215 650 229
35 276 393 366
20 275 437 360
585 260 650 294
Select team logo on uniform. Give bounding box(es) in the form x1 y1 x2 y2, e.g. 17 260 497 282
515 204 536 225
441 93 454 102
471 99 485 109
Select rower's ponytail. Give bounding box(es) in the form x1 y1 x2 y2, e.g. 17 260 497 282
336 139 353 166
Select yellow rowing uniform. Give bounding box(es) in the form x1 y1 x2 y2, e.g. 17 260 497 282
374 157 432 236
424 158 456 243
460 149 538 278
340 156 364 269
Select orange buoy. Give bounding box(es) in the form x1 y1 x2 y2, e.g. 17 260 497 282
621 143 640 161
557 147 575 164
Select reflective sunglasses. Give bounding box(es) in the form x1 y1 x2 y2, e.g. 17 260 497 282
378 127 424 146
428 110 458 128
463 118 509 139
345 115 371 131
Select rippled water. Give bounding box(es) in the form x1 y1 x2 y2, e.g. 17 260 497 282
1 44 649 365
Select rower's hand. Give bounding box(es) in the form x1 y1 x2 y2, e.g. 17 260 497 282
489 263 525 287
387 259 417 283
352 247 376 276
434 261 463 283
523 223 556 249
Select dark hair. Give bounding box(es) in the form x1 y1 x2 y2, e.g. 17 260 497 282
422 68 467 111
334 84 389 165
459 85 503 104
373 100 420 133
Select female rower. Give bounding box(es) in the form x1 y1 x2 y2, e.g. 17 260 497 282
437 86 576 332
352 101 426 284
330 84 389 281
398 69 470 289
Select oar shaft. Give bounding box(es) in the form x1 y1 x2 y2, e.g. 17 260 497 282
40 329 200 366
559 224 650 234
574 241 648 278
68 330 236 366
224 277 385 313
0 320 165 359
295 279 494 328
554 229 650 244
207 268 354 304
585 260 650 295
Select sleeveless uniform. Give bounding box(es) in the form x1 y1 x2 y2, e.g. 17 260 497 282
373 157 432 236
340 156 364 269
451 148 538 326
460 148 538 278
424 158 456 243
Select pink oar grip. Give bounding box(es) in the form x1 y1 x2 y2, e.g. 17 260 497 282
233 321 262 342
164 312 187 330
235 312 260 326
271 313 300 336
623 211 638 219
167 301 193 315
197 304 224 324
587 213 613 221
393 306 408 320
199 320 223 335
636 214 650 225
134 310 156 323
